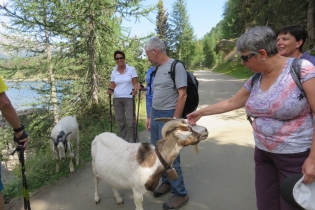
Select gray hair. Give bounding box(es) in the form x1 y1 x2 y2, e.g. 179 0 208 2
145 37 166 54
236 26 278 56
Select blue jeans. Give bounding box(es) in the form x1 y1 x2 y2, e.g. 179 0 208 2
150 108 187 196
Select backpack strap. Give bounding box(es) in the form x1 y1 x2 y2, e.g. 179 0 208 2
251 73 261 87
149 66 159 95
247 73 261 125
170 60 178 89
290 59 305 100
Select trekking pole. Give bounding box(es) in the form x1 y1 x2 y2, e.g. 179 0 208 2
135 82 143 142
109 94 113 132
11 143 31 210
130 88 137 143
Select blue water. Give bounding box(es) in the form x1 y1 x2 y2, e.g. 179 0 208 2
5 81 68 111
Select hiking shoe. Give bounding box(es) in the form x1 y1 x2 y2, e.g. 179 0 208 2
153 183 171 197
163 194 188 210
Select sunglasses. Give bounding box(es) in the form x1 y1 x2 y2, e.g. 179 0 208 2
115 57 124 61
241 53 256 62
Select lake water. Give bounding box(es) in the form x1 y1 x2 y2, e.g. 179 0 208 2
5 81 68 111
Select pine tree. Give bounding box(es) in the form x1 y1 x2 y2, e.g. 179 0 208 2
169 0 196 68
155 0 172 55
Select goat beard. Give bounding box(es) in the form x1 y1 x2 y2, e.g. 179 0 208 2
192 144 200 154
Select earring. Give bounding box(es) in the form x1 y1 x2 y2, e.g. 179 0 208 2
262 59 266 61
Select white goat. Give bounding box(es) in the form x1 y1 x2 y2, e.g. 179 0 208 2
91 118 208 210
48 116 80 173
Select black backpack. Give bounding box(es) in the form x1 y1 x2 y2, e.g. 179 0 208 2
170 60 199 118
247 58 304 125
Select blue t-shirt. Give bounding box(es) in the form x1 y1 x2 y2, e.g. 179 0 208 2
300 52 315 66
146 66 154 118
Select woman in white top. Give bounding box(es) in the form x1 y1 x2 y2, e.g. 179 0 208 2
107 50 139 142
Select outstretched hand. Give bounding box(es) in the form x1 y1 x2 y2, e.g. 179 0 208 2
302 156 315 184
186 110 202 125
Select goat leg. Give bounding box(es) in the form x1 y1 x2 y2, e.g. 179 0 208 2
132 189 144 210
68 156 74 173
112 188 123 205
55 159 60 172
75 135 80 165
92 161 101 204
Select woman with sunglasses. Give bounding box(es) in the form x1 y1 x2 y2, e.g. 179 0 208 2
276 25 315 65
107 50 139 143
187 26 315 210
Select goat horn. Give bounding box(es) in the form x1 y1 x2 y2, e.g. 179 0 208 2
62 132 73 143
47 136 57 144
160 118 185 140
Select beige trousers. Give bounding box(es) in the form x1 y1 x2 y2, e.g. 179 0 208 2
113 98 138 143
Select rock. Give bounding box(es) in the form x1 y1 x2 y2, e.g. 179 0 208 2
215 39 237 56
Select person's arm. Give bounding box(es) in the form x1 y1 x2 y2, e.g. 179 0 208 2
0 92 28 148
0 92 20 128
173 87 187 119
131 77 138 96
300 77 315 183
187 86 250 125
107 81 116 95
146 108 152 131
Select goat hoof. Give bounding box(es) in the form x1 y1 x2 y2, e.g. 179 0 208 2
114 197 124 206
95 201 100 205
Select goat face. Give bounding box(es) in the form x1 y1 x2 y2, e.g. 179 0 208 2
48 131 72 160
159 118 208 147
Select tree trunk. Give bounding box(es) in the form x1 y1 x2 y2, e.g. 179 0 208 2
89 8 98 104
307 0 315 49
46 24 59 124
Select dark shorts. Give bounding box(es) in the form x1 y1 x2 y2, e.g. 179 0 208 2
254 146 309 210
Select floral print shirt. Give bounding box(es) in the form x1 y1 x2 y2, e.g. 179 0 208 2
244 58 315 153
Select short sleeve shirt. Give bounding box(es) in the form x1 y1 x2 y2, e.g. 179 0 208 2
110 64 138 98
244 58 315 153
300 52 315 66
0 77 8 93
152 59 187 110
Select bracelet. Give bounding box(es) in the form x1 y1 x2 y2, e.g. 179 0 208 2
108 88 114 92
13 124 25 133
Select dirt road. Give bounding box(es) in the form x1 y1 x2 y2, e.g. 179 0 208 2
6 70 257 210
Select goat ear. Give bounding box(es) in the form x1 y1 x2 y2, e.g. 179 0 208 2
174 130 192 140
154 117 177 122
